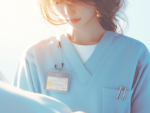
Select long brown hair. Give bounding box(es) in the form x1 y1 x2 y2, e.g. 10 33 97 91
37 0 129 34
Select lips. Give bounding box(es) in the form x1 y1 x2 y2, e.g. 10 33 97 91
67 18 81 24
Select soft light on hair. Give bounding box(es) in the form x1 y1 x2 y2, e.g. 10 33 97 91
37 0 129 34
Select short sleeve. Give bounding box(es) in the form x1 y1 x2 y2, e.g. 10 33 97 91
131 51 150 113
12 38 54 93
12 51 35 92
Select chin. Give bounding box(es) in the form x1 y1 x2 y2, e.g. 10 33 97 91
69 21 89 30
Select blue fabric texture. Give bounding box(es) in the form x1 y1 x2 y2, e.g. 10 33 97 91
13 30 150 113
0 81 72 113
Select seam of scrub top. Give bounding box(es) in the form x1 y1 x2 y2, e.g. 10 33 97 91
71 42 98 64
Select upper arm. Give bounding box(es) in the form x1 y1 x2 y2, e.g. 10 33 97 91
13 52 35 92
131 52 150 113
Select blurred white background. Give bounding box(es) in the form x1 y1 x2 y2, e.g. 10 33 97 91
0 0 150 84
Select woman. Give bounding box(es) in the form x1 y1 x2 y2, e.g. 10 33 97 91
13 0 150 113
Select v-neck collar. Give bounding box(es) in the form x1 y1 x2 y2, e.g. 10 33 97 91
59 30 116 84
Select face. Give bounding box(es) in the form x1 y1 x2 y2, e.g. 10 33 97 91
54 1 97 29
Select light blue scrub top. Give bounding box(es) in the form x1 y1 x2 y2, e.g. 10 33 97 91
0 81 72 113
0 74 72 113
13 30 150 113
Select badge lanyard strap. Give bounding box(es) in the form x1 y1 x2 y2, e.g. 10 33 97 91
55 41 64 71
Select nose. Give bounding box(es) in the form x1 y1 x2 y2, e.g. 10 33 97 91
64 4 75 15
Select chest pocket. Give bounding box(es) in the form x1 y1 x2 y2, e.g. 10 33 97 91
102 87 134 113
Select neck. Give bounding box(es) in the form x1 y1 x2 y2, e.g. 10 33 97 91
66 14 106 45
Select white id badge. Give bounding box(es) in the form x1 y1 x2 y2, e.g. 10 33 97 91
45 70 71 93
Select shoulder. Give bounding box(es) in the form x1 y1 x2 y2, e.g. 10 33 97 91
19 35 61 60
113 32 150 64
114 32 147 48
112 31 149 51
